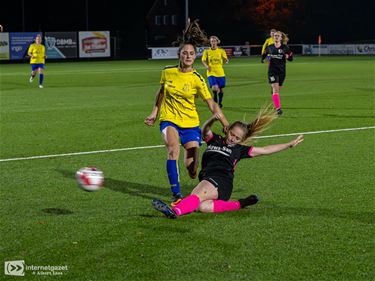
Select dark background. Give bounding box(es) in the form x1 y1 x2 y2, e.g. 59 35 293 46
1 0 374 58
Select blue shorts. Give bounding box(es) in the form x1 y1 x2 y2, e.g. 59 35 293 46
208 76 226 89
160 121 202 146
31 64 45 71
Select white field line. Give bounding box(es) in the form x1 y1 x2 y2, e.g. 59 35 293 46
0 62 324 76
0 126 374 163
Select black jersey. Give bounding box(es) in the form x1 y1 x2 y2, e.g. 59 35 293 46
199 133 253 182
262 44 293 73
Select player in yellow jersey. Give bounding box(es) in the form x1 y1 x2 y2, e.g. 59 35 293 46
145 20 229 206
201 36 228 108
28 34 46 88
261 29 276 55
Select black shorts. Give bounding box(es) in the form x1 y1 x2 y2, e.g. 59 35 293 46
199 173 233 201
268 72 286 86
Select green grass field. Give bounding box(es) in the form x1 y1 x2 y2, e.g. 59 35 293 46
0 56 374 281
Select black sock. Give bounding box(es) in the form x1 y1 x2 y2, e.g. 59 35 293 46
218 91 224 105
213 91 218 103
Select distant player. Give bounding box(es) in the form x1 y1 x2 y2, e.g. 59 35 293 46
261 31 293 116
152 105 304 219
28 34 46 88
261 29 276 55
201 36 228 108
145 20 229 206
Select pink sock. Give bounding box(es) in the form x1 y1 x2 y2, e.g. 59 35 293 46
272 93 281 109
172 194 200 216
213 200 241 213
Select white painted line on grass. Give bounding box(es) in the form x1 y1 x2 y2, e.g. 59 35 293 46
256 126 375 139
0 126 374 163
0 145 164 162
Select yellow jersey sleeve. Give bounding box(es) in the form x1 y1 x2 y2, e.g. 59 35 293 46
202 49 208 61
158 67 211 128
28 44 46 64
160 68 166 84
261 37 274 54
221 49 228 62
193 71 211 101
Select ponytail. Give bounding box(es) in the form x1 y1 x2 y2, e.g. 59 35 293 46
173 19 209 50
228 105 277 145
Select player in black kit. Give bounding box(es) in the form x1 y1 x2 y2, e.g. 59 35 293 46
262 31 293 116
152 106 304 219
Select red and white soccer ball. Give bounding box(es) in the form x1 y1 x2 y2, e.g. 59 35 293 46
76 167 104 191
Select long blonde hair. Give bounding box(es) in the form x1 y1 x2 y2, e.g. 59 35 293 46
228 105 277 145
275 31 289 44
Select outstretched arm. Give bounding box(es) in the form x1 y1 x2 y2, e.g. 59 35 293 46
202 115 220 140
144 85 164 126
205 98 229 130
250 135 304 157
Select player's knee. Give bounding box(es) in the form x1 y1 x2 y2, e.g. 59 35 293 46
166 145 180 159
198 201 213 213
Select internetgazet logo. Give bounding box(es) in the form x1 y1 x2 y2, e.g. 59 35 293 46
4 260 25 276
4 260 68 277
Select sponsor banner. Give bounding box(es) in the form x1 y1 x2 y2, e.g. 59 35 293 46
78 31 110 58
303 44 375 55
0 32 10 60
9 32 40 60
150 47 207 59
149 46 251 59
354 44 375 55
45 32 77 59
223 46 251 57
150 47 178 59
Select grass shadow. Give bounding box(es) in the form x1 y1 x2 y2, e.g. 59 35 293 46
42 208 74 215
56 169 172 200
105 177 169 200
191 202 374 224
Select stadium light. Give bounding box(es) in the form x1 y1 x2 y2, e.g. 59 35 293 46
185 0 189 28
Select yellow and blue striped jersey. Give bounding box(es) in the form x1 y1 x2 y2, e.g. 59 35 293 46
159 66 212 128
202 48 227 77
28 43 46 64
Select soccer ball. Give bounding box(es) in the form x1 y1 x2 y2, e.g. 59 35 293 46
76 167 104 191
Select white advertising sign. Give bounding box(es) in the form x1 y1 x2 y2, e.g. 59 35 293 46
78 31 110 58
303 44 375 55
0 32 10 60
151 47 178 59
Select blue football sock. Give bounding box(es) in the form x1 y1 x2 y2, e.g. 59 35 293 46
167 160 180 195
39 73 44 85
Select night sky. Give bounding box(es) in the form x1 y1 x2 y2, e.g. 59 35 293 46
1 0 374 57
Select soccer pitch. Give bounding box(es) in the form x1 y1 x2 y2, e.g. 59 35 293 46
0 56 374 280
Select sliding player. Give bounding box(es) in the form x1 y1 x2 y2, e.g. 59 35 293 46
152 106 304 218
